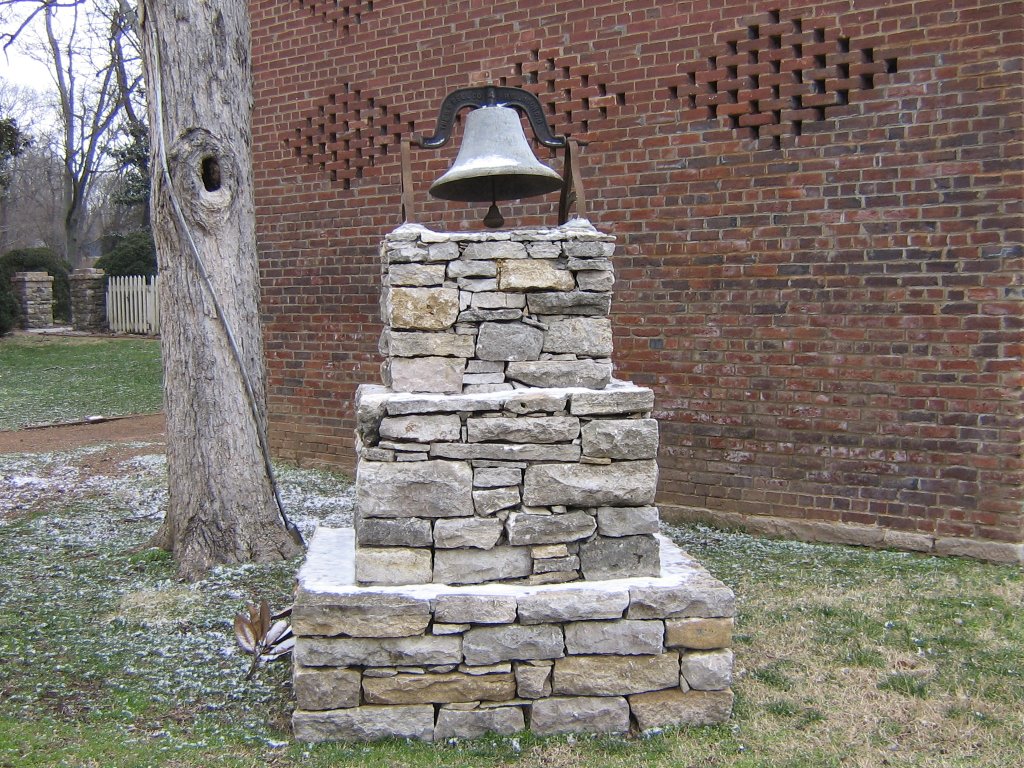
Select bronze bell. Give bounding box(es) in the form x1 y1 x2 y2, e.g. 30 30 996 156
412 87 569 228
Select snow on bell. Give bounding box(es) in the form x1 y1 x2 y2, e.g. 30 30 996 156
429 105 563 228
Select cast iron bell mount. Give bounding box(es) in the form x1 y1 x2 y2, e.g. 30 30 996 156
399 86 587 227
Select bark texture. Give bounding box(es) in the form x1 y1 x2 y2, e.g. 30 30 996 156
141 0 302 580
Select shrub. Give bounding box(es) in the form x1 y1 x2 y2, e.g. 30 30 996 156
0 247 72 331
95 230 157 278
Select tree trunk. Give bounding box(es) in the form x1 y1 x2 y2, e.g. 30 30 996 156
140 0 302 580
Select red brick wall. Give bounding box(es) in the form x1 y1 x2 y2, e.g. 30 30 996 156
251 0 1023 553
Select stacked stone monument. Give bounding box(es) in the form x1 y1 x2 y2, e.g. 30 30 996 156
292 222 736 741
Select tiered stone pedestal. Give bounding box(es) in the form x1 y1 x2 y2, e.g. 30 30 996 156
292 222 736 740
292 528 736 741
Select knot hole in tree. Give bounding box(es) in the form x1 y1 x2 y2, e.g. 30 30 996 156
170 128 237 232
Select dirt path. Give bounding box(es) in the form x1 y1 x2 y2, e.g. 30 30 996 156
0 413 166 454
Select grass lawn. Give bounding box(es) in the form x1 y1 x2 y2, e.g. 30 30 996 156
0 442 1020 768
0 334 162 430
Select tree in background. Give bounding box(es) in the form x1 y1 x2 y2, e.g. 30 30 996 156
0 115 28 192
0 245 70 334
94 227 155 277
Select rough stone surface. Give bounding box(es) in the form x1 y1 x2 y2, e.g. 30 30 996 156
355 547 433 585
294 666 362 710
472 486 521 515
543 318 614 358
530 696 629 736
523 461 658 507
475 322 544 361
517 588 630 624
463 625 565 665
515 662 553 698
448 259 497 278
582 419 659 460
357 460 472 519
506 360 612 389
383 330 475 358
665 618 735 650
292 592 431 638
596 506 661 537
570 388 655 415
387 356 465 394
434 517 503 549
467 416 580 444
505 511 597 545
552 653 680 695
296 635 462 668
628 582 737 619
680 649 734 690
431 442 580 462
434 706 526 739
564 620 664 656
433 546 533 585
502 391 569 414
356 517 434 548
388 287 460 330
474 466 523 487
497 259 575 291
379 414 462 443
362 671 515 704
527 291 611 316
576 270 615 291
434 594 517 624
292 705 435 743
628 689 734 730
463 241 527 260
389 263 446 286
579 534 661 580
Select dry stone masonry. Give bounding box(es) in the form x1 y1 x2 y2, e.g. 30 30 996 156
11 271 54 329
293 223 736 740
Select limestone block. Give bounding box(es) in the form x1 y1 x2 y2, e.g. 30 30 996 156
458 277 498 292
472 487 521 515
386 392 507 415
428 241 459 261
431 442 581 462
516 587 630 624
530 696 629 736
356 548 432 585
448 259 497 278
523 461 658 507
533 556 580 573
355 517 434 548
471 292 527 310
434 546 533 585
458 308 523 323
292 592 432 638
567 256 613 271
515 661 552 698
680 649 734 691
505 511 596 545
388 287 460 330
434 594 517 624
564 620 664 656
388 357 465 394
476 322 543 361
582 419 659 460
363 671 516 705
463 624 564 665
389 263 446 286
385 242 431 264
463 241 528 260
296 635 462 667
531 544 570 558
570 388 655 416
527 291 611 316
497 259 575 291
383 330 475 358
628 689 734 730
563 240 613 260
468 416 580 444
543 318 613 358
576 270 615 291
357 460 472 519
526 241 561 258
435 706 525 739
665 618 735 650
506 360 612 389
579 534 661 580
474 466 523 488
292 705 435 743
294 666 362 710
552 653 680 696
434 517 503 549
596 506 660 537
355 388 388 444
628 582 737 619
502 392 568 414
379 414 462 443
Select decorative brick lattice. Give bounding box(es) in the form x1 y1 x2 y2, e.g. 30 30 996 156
669 9 897 148
498 50 627 139
296 0 373 35
286 86 408 188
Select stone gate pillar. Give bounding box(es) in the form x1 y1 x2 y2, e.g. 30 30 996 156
11 271 54 329
70 268 107 332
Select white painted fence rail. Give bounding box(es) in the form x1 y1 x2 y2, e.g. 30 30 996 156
106 275 160 335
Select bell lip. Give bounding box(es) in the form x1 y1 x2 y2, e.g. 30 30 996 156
428 166 564 203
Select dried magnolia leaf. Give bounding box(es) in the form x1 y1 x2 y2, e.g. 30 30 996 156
264 619 290 648
233 614 257 653
259 599 271 637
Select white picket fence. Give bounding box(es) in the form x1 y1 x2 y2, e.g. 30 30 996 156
106 275 160 335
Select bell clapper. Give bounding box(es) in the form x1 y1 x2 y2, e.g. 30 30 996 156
483 179 505 228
